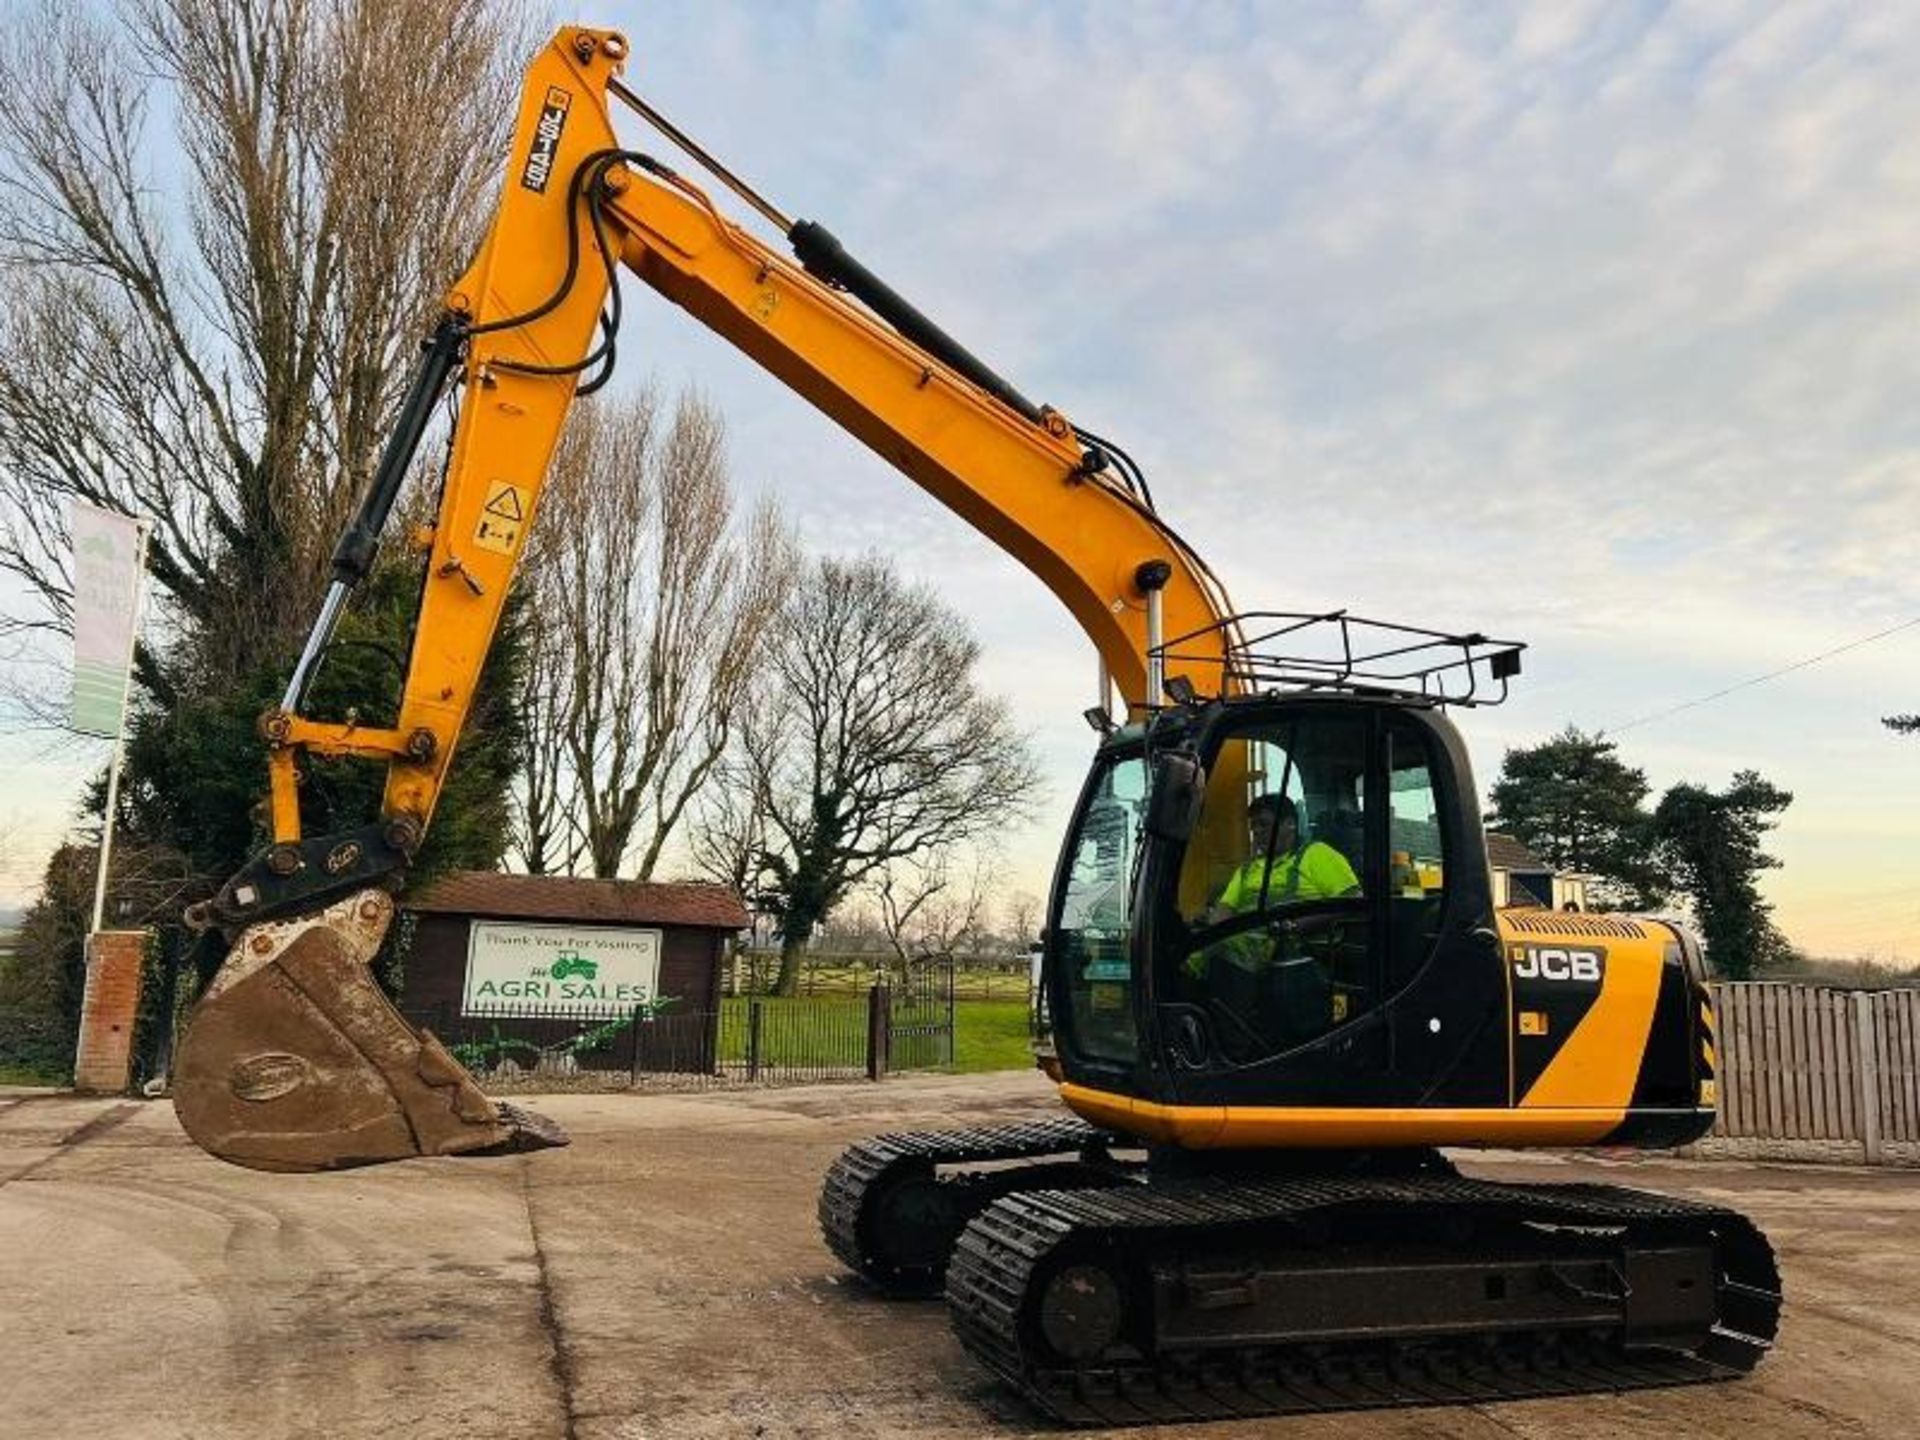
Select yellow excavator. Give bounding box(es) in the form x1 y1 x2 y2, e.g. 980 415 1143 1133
173 26 1778 1424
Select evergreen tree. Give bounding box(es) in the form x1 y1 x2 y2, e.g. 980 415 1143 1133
1484 727 1666 908
10 558 527 1036
118 560 527 901
1650 771 1795 980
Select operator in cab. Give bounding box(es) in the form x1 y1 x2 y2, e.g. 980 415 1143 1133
1179 791 1362 1049
1181 791 1361 990
1206 793 1359 923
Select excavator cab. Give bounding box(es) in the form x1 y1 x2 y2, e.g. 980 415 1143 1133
1049 692 1507 1117
1044 613 1724 1160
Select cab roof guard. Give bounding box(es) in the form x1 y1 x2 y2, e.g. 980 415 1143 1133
1153 609 1526 707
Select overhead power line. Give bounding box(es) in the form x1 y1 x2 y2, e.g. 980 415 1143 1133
1603 615 1920 737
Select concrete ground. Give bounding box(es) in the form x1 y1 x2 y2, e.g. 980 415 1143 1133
2 1071 1913 1440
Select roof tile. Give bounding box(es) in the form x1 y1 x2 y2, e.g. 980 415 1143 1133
1484 830 1547 871
404 871 749 930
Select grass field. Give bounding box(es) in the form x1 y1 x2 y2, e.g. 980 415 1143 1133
949 1000 1035 1073
709 995 1034 1074
0 1065 60 1087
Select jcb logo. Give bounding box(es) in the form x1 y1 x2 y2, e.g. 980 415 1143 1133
1512 946 1604 983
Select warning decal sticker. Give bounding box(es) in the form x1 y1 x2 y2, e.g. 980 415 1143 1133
474 480 527 554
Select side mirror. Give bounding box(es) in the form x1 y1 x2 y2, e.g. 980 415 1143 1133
1146 751 1206 841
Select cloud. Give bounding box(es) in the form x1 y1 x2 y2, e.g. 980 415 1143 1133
15 4 1905 935
595 4 1920 948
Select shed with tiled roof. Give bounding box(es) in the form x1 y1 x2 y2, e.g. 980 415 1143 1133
396 871 748 1074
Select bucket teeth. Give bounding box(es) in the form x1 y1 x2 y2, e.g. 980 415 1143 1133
483 1101 574 1153
172 888 568 1172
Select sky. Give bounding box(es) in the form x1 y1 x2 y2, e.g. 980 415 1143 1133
4 1 1919 960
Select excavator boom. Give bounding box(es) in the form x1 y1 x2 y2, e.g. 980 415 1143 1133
173 26 1235 1171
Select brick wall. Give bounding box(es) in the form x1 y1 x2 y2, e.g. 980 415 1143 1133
73 930 146 1094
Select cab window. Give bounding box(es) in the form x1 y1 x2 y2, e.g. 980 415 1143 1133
1053 752 1148 1065
1170 713 1372 1062
1175 715 1368 924
1386 721 1450 988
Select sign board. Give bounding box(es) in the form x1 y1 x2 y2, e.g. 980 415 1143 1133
463 921 663 1016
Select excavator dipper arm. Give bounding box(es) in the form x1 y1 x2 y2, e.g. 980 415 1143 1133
173 26 1237 1171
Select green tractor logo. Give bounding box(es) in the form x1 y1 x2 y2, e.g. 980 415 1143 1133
548 951 599 982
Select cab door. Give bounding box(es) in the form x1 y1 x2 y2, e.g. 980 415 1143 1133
1149 702 1509 1112
1152 704 1393 1107
1375 713 1509 1107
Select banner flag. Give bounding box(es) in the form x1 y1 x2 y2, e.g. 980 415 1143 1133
70 501 145 738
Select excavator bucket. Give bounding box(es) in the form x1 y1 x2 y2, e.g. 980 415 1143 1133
173 889 567 1172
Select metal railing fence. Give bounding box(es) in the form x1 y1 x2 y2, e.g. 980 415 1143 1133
404 984 951 1089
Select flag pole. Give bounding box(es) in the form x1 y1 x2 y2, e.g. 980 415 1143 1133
89 520 150 936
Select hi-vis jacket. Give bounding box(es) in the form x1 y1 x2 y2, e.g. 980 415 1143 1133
1218 841 1360 912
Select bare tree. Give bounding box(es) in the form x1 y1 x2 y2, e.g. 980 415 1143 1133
0 0 532 683
0 812 22 904
514 387 799 879
689 745 775 900
743 555 1043 996
1000 889 1043 954
508 603 581 877
1 838 196 1014
871 848 996 975
871 856 952 968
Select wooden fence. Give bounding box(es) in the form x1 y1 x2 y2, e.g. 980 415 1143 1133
1711 982 1920 1163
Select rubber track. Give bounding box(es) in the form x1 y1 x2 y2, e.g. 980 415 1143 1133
820 1116 1107 1293
946 1175 1780 1426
